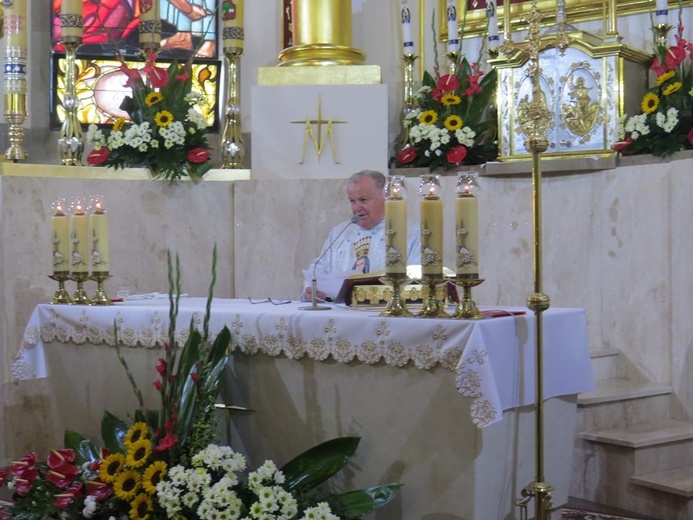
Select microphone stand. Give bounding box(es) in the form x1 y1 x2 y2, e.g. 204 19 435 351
300 215 360 311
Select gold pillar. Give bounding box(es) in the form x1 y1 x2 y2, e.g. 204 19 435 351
278 0 366 66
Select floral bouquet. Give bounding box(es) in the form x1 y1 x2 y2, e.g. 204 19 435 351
86 51 213 181
394 57 498 170
0 249 399 519
614 23 693 157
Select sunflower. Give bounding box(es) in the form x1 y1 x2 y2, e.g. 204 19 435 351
154 110 174 127
126 438 152 469
141 461 167 494
444 115 463 131
641 92 659 114
124 422 149 447
441 93 461 106
419 110 438 125
145 92 163 107
663 81 682 96
114 469 141 500
112 117 126 132
99 452 126 483
656 69 676 86
129 493 153 520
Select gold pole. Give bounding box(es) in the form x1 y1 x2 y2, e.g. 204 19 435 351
58 39 84 166
394 53 418 157
220 51 245 169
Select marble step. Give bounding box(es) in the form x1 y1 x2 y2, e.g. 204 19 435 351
631 466 693 497
581 419 693 448
577 378 672 406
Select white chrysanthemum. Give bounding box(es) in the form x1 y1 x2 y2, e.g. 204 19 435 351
106 130 125 150
455 127 477 147
184 91 207 106
159 120 186 148
656 106 679 132
187 107 208 130
86 124 106 146
82 495 97 518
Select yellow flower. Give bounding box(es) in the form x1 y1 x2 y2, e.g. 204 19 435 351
126 438 152 468
145 92 163 107
656 70 676 86
444 115 463 131
99 452 126 483
663 81 682 96
112 117 126 132
641 92 659 114
129 493 153 520
124 422 149 447
419 110 438 125
142 461 167 495
154 110 174 127
114 469 141 500
441 93 461 106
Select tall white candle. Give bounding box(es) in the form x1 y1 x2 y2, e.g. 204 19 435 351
51 199 70 274
446 0 459 53
90 198 109 273
655 0 668 24
400 0 415 55
487 1 499 49
222 0 245 52
419 175 443 278
61 0 83 40
70 199 89 274
4 0 28 96
455 172 480 277
139 0 161 50
384 176 408 276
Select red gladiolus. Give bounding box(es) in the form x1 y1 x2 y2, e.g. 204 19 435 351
446 146 467 164
613 137 633 152
156 358 167 376
120 63 143 89
397 147 417 165
176 65 191 83
155 420 179 452
153 380 162 391
190 372 200 383
188 147 211 163
437 73 459 93
87 147 110 166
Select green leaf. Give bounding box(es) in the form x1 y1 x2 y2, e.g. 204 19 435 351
63 430 99 465
327 484 402 519
208 326 231 367
281 437 360 493
175 327 202 401
101 410 129 454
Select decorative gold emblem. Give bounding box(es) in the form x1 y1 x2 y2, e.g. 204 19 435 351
291 95 346 164
561 75 600 137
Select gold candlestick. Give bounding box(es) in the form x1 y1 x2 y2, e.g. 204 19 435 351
395 54 419 157
70 273 90 305
58 39 84 166
4 93 28 161
654 23 672 49
451 277 484 320
220 51 245 169
379 275 413 317
90 273 112 305
445 50 460 75
415 278 448 318
49 273 71 305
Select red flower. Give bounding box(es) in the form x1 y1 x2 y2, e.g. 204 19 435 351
188 147 210 163
665 42 687 70
465 70 484 97
87 147 110 166
688 128 693 146
430 87 443 101
153 380 162 391
143 61 170 89
0 468 10 486
156 358 167 376
650 57 667 76
12 453 37 477
54 482 83 509
155 420 179 452
47 463 80 488
613 137 633 152
446 145 467 164
437 74 460 93
397 147 417 165
86 479 113 501
176 65 191 83
119 63 143 89
48 449 75 469
13 471 38 495
190 372 200 383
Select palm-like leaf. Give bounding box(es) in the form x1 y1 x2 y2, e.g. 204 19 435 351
327 484 403 519
281 437 360 493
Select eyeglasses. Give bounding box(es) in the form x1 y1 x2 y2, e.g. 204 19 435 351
248 297 291 305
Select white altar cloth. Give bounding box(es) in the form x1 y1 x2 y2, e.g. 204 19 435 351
14 299 593 427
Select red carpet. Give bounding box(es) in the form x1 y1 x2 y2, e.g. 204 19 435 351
560 507 649 520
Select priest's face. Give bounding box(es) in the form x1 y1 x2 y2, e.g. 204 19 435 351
347 176 385 230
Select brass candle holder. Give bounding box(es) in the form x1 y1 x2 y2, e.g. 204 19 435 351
451 277 484 320
220 50 245 169
654 23 672 48
70 273 90 305
58 38 84 166
444 50 460 75
379 275 413 317
415 277 449 318
49 273 71 304
394 54 419 157
90 273 112 305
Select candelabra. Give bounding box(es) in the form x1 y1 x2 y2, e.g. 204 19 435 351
220 51 245 169
4 92 28 161
58 38 84 166
394 54 418 159
444 50 460 75
500 4 554 520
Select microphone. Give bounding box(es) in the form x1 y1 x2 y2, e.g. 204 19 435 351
300 215 360 311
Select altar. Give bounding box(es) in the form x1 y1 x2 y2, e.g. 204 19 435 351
14 297 593 519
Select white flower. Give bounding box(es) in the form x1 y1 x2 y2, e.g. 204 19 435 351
82 495 97 518
86 124 106 146
187 107 208 130
455 127 477 147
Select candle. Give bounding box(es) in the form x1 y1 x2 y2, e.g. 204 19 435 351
487 0 499 50
456 172 480 277
655 0 668 24
70 198 89 274
384 176 408 276
139 0 161 50
4 0 28 95
51 199 70 274
90 196 109 274
222 0 245 52
446 0 459 53
400 0 415 55
419 175 443 278
61 0 83 41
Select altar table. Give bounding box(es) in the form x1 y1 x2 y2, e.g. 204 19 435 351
14 299 594 519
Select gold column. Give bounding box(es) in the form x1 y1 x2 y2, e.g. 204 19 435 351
278 0 366 66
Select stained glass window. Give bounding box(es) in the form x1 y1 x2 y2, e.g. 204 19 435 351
50 0 220 128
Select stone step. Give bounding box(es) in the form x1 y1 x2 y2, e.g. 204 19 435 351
631 466 693 498
578 378 672 406
581 419 693 448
